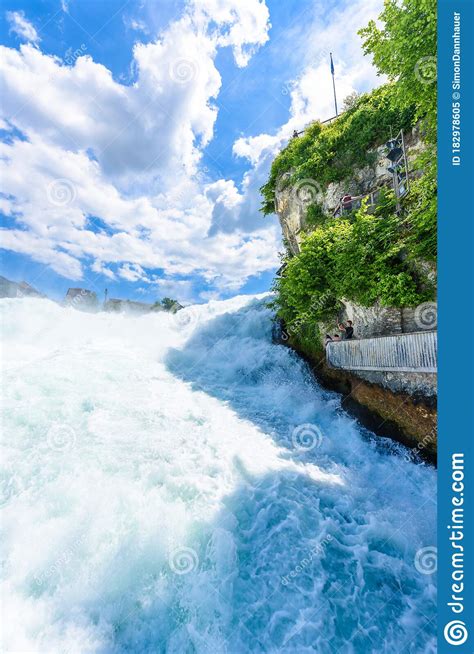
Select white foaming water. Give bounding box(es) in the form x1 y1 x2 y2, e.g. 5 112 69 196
1 295 436 653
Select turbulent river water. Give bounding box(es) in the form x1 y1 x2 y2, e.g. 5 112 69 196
1 295 437 653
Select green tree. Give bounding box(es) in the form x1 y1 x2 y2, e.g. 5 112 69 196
358 0 437 140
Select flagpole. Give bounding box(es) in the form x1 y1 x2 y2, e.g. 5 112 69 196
330 52 338 116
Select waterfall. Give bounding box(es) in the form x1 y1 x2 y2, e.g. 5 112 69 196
0 295 436 653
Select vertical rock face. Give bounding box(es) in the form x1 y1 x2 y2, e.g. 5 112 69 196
274 128 424 256
273 128 437 452
274 173 307 257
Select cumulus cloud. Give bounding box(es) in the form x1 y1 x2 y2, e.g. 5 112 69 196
191 0 270 66
0 0 276 295
215 0 384 238
5 11 40 44
0 0 381 300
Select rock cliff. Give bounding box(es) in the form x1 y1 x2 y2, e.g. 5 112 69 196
275 127 425 256
272 126 437 460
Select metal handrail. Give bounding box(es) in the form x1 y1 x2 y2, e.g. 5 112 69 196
333 191 379 217
326 331 437 373
294 113 341 137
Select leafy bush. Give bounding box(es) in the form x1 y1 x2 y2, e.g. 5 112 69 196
265 0 437 332
359 0 437 141
274 191 435 332
260 84 416 215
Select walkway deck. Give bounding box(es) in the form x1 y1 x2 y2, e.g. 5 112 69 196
326 331 437 373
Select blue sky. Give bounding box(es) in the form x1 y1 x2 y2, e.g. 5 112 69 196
0 0 383 304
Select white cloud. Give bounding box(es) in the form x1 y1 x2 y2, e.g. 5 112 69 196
219 0 384 240
123 16 149 34
6 11 40 44
118 263 150 282
0 0 382 300
0 0 276 295
191 0 270 66
91 261 115 280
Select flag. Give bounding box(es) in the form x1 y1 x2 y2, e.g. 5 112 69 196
330 53 335 76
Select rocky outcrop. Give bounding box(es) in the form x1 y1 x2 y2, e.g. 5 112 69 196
275 127 425 255
318 299 437 340
273 124 437 459
283 331 436 463
65 288 99 312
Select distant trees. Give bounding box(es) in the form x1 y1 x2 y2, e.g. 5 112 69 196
152 297 183 313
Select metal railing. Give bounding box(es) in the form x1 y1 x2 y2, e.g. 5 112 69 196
326 331 437 373
333 191 380 218
294 113 341 137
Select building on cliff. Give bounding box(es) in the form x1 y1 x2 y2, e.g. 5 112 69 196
64 288 99 312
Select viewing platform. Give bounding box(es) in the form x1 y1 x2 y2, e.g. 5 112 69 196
326 331 437 373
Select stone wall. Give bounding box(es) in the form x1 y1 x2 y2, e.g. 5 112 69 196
314 299 437 343
339 300 437 338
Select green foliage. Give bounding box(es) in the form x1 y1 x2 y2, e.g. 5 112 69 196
274 191 435 332
161 297 178 311
152 297 182 312
305 203 327 227
265 0 437 331
260 84 416 215
401 147 437 261
359 0 437 140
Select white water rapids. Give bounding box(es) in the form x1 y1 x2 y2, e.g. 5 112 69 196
1 295 436 653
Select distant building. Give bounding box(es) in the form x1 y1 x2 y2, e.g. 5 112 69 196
104 298 158 314
0 275 44 299
64 288 99 312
